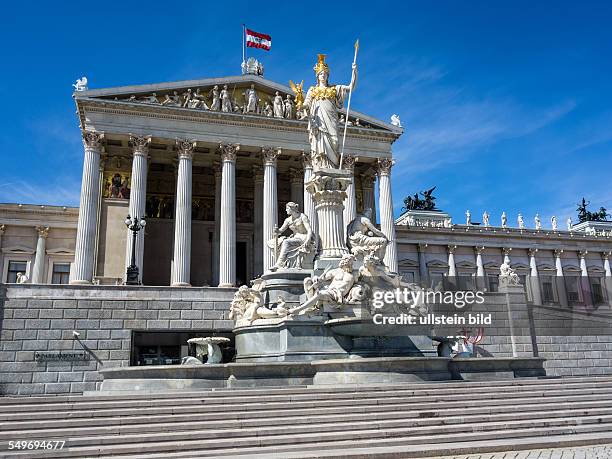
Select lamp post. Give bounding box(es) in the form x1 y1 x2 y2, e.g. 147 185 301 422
125 215 146 285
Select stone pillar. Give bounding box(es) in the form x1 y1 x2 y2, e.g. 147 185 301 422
302 152 317 239
528 248 542 305
306 169 350 261
361 172 376 224
475 246 485 290
289 167 303 210
212 162 222 286
31 226 49 284
0 225 4 281
579 250 592 306
502 247 512 265
125 135 150 283
603 251 612 307
377 158 398 273
218 143 239 287
555 249 568 307
418 243 429 287
253 165 264 277
342 155 357 239
171 139 195 287
262 147 280 272
71 131 104 284
447 245 457 277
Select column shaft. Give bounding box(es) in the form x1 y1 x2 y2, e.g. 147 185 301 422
378 158 398 273
31 226 49 284
218 143 239 287
0 225 4 281
529 249 542 305
447 245 456 277
603 253 612 307
361 173 377 224
262 147 280 272
253 166 264 277
289 168 303 209
342 155 357 239
171 140 195 287
212 163 222 286
418 244 428 287
475 247 485 290
555 250 568 307
71 131 104 284
303 152 318 242
125 135 150 283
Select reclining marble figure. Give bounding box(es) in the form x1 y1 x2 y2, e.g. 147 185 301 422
229 284 289 326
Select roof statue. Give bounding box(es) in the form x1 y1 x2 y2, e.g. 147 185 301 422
72 76 88 92
390 114 402 127
402 186 438 212
241 57 264 76
577 197 610 223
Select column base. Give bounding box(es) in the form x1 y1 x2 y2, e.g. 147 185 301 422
69 280 92 285
218 283 235 288
171 282 192 287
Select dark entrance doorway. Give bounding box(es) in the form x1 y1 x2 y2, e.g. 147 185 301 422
236 241 247 286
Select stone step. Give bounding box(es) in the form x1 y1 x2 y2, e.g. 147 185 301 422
6 381 612 414
5 403 612 441
4 397 612 434
123 432 612 459
8 420 612 458
3 374 612 406
1 390 610 423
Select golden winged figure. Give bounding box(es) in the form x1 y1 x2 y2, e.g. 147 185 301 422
289 79 305 109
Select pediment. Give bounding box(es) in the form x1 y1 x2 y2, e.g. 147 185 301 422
2 245 34 254
398 258 419 268
456 260 476 269
75 75 402 135
427 260 449 269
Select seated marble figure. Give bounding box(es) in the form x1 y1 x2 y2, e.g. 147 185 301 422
347 208 388 259
268 202 315 271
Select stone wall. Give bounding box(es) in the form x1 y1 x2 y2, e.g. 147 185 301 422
0 284 235 396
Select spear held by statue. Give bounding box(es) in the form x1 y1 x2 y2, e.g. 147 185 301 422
339 39 359 170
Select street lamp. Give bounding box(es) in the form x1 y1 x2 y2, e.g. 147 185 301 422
125 215 146 285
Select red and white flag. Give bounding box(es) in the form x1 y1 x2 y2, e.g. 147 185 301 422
246 29 272 51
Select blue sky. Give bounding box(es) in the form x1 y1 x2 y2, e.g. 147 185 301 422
1 1 611 228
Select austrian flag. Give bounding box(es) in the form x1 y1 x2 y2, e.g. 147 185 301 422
246 29 272 51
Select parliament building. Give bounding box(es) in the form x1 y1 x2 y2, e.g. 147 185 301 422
1 62 612 396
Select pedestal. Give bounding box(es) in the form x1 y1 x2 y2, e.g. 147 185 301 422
305 168 351 270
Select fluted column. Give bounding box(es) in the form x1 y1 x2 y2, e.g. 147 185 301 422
253 165 264 277
171 139 195 287
342 155 357 239
377 158 398 273
529 248 542 305
418 243 429 287
218 143 239 287
125 135 150 283
579 250 592 306
0 225 4 281
31 226 49 284
555 249 568 307
212 162 222 286
603 251 612 307
289 167 303 209
302 151 317 240
447 245 457 277
262 146 280 272
475 246 485 290
361 172 376 224
71 131 104 284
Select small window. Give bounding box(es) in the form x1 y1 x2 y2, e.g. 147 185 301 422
541 276 556 303
7 261 27 283
487 275 499 292
565 276 581 303
51 263 71 285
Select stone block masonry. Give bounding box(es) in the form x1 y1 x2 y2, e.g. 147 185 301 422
0 284 236 396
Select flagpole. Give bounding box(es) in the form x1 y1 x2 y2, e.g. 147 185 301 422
242 24 246 68
339 39 359 170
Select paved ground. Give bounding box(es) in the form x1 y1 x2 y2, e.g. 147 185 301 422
439 444 612 459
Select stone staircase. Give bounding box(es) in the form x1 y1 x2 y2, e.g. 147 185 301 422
2 376 612 458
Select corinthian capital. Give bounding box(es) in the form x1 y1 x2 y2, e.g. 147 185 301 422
219 143 240 162
342 154 358 172
36 226 50 238
176 138 196 159
82 131 104 150
262 146 281 165
129 134 152 156
377 157 394 175
302 150 313 169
